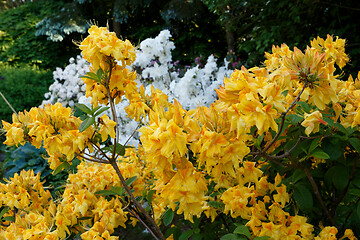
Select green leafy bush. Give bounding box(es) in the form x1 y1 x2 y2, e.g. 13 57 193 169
0 0 80 70
0 65 52 122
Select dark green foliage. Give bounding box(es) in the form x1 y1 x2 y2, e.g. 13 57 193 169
0 0 80 70
67 0 227 65
1 143 79 197
0 65 52 122
268 102 360 236
203 0 360 77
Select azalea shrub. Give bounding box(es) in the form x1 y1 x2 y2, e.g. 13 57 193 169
1 25 360 240
41 29 233 146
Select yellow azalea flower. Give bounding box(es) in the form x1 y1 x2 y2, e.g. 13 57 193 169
315 226 338 240
259 221 284 239
264 43 293 72
258 82 287 112
221 185 255 219
301 111 327 136
98 114 117 142
288 215 314 238
238 100 279 135
340 229 357 240
79 25 136 70
156 164 208 223
1 120 24 146
311 34 349 69
273 184 290 207
238 161 264 185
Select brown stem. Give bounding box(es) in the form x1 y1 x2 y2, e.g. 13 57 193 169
110 160 165 240
0 91 18 119
288 155 337 227
77 153 111 164
126 208 160 240
89 140 112 161
252 82 308 161
114 122 141 160
104 59 165 240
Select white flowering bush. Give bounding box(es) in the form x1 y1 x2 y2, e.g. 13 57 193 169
42 29 233 144
42 55 88 108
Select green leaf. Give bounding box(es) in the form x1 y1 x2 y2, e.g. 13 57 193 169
94 106 110 117
293 184 313 212
96 68 105 80
0 207 10 219
322 137 344 161
107 143 134 156
79 116 95 132
349 137 360 153
207 201 225 209
78 216 93 221
53 161 70 175
332 165 349 191
334 122 348 135
290 169 306 185
357 202 360 219
110 186 125 196
233 225 251 239
125 176 138 187
80 71 100 82
309 148 330 159
146 189 156 204
324 166 337 189
254 133 264 149
292 114 304 124
2 216 15 222
179 230 194 240
94 189 116 196
162 208 174 226
220 233 244 240
296 101 311 113
253 237 270 240
92 105 102 113
309 138 321 153
75 103 92 115
348 188 360 196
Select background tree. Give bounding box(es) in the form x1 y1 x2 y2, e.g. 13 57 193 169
202 0 360 77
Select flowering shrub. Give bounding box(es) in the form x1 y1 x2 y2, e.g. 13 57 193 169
1 25 360 240
42 29 232 146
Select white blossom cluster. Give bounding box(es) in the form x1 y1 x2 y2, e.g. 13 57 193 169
42 30 233 145
42 55 88 108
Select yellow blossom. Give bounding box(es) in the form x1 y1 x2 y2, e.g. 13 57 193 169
301 111 327 136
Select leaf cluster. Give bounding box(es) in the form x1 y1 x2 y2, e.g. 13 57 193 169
0 65 52 122
1 143 79 197
0 0 80 70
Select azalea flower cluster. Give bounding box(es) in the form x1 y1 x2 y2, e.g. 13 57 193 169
0 150 144 239
41 29 232 145
1 102 116 170
1 25 359 240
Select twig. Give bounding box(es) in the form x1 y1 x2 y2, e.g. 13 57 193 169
0 91 18 118
288 155 337 227
110 159 165 240
252 82 308 161
114 122 141 159
102 60 165 240
89 140 112 161
126 208 160 240
77 153 111 164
